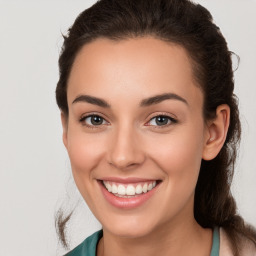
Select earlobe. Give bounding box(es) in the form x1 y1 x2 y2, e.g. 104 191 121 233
61 112 68 149
202 104 230 161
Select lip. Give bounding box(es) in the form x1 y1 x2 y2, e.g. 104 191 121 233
100 176 156 183
98 179 161 209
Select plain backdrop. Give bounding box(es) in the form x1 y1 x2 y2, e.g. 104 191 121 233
0 1 255 255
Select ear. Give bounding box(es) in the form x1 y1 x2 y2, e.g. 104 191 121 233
61 112 68 149
202 104 230 160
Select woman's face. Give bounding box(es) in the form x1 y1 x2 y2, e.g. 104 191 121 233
63 37 209 238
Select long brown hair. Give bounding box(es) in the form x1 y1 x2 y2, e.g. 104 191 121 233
55 0 256 254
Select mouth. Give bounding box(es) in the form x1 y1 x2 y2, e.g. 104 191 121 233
98 178 162 209
101 180 161 198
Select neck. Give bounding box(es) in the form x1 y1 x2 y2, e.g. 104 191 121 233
97 217 212 256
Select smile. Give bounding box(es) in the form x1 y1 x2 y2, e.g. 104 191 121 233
103 180 157 197
99 179 162 209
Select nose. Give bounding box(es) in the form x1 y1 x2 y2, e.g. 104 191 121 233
107 125 145 170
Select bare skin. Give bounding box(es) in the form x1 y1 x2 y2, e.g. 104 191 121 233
96 199 213 256
61 37 230 256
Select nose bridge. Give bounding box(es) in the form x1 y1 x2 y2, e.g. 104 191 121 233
107 121 145 169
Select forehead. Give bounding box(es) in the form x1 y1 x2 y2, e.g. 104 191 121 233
67 36 203 109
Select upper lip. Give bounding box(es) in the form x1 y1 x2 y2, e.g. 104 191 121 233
99 177 160 183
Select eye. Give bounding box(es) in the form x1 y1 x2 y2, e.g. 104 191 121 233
147 115 177 127
80 114 108 128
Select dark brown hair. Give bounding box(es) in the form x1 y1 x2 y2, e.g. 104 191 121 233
55 0 256 254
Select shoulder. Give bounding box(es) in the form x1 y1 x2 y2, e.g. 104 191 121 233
219 227 256 256
64 230 103 256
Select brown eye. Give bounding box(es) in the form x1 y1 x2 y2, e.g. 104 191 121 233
90 115 104 125
80 115 107 127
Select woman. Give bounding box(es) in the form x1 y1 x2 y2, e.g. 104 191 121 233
55 0 256 255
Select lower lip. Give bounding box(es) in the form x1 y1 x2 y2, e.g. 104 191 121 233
98 181 160 209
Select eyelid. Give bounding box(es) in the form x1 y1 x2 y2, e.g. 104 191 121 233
79 112 178 129
145 112 178 128
79 112 109 129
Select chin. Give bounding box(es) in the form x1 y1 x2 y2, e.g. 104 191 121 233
101 215 156 238
109 226 153 239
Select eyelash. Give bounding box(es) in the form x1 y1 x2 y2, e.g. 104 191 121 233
79 114 109 130
79 113 178 130
146 114 178 129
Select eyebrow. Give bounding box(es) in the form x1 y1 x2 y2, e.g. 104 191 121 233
72 94 110 108
72 93 188 108
140 93 188 107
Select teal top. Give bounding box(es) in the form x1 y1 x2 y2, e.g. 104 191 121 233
65 227 220 256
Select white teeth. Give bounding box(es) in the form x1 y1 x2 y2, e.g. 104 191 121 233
135 184 143 194
103 181 112 192
103 180 158 197
126 185 136 195
117 185 126 195
107 183 112 192
112 184 118 193
142 183 148 193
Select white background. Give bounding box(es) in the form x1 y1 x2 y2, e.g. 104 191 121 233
0 1 255 255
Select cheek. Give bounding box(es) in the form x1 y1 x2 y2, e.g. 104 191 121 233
149 124 205 192
66 129 107 208
66 128 105 177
